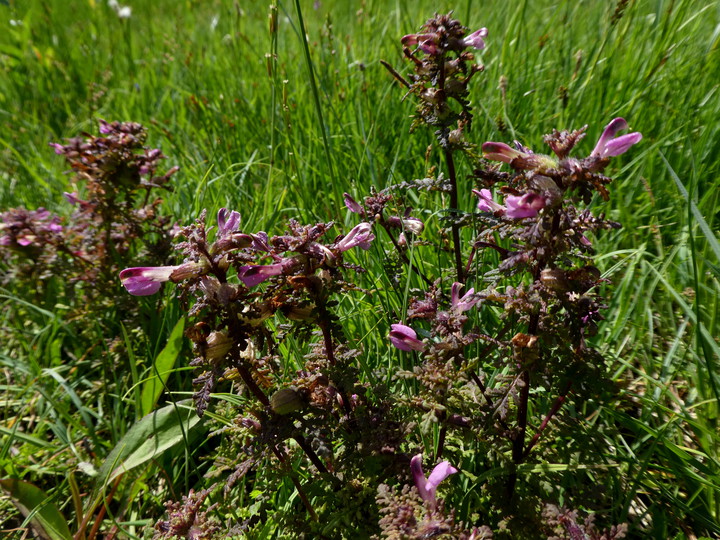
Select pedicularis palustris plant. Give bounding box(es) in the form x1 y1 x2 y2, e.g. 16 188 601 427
1 120 177 314
118 13 640 539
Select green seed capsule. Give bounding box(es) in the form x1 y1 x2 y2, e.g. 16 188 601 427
270 388 304 415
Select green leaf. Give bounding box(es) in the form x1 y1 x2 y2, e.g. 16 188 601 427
95 401 204 491
140 317 185 416
0 479 72 540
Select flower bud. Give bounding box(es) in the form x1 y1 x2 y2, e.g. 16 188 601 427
343 192 363 214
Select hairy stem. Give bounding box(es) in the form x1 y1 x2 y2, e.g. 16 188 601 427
294 434 330 474
233 357 270 408
436 53 464 282
436 425 447 460
315 300 354 418
445 148 465 282
522 381 573 460
271 445 318 521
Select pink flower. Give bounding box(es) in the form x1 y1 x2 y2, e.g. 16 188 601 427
505 192 546 219
120 261 206 295
237 263 285 288
49 143 65 155
336 222 375 252
410 454 458 508
343 192 363 214
119 265 180 296
63 192 90 208
591 118 643 158
401 33 439 55
463 27 488 50
389 324 425 352
481 142 528 164
482 142 557 171
216 208 241 238
472 189 505 214
451 282 478 312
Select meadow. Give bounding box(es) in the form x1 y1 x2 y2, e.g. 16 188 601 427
1 0 719 538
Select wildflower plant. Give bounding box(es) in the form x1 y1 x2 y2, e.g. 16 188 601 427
114 11 642 539
1 119 177 310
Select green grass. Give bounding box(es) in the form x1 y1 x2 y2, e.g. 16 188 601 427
1 0 719 537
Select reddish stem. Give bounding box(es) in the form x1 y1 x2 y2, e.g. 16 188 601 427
522 382 573 460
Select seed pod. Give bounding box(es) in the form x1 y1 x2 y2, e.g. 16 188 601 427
540 268 570 292
205 331 233 361
270 387 304 415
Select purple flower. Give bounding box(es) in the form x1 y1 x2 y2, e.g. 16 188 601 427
336 222 375 252
472 188 505 214
49 143 65 155
463 27 488 50
98 119 113 134
250 232 271 253
119 265 180 296
63 192 90 208
217 208 241 237
401 33 439 55
0 207 63 247
591 117 643 158
237 263 285 288
343 192 364 214
505 192 546 219
451 282 478 312
410 454 458 508
481 142 528 164
389 324 425 352
120 261 206 295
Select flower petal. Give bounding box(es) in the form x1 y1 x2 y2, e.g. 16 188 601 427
410 454 430 502
591 117 642 158
217 208 241 237
119 266 179 296
482 142 525 164
238 264 284 288
601 132 643 157
426 460 458 491
389 324 425 352
463 27 488 50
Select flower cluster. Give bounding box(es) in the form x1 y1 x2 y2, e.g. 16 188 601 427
378 15 642 532
121 210 374 298
0 120 177 303
392 13 487 147
0 207 63 250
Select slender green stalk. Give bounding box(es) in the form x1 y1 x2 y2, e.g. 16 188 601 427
293 0 339 204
